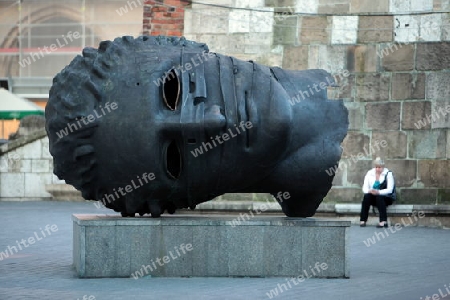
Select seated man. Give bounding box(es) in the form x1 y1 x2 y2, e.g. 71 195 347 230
360 157 396 228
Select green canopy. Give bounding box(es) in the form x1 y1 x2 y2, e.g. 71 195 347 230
0 88 44 120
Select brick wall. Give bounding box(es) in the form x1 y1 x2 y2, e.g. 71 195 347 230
143 0 189 36
147 0 450 205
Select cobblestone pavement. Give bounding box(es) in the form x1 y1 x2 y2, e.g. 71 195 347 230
0 201 449 300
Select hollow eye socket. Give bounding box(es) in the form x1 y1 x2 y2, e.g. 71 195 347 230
166 140 182 179
163 69 181 110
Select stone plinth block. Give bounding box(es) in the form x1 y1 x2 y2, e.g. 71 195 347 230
300 16 329 44
347 160 373 185
309 45 347 73
351 0 389 13
385 159 417 187
356 73 390 101
318 1 349 14
408 130 447 159
341 132 370 158
282 46 309 70
372 131 407 159
365 102 401 130
323 187 364 203
274 15 298 45
392 73 425 100
418 160 450 187
73 215 350 278
427 72 450 100
331 16 358 44
380 44 414 71
417 43 450 70
399 189 437 204
358 16 393 42
344 102 363 130
401 101 431 130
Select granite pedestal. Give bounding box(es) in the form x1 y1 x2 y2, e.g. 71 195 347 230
73 214 350 278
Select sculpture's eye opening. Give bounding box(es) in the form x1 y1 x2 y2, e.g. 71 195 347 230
166 140 182 179
163 69 180 110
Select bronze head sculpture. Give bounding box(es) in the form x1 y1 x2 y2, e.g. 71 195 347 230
45 35 348 218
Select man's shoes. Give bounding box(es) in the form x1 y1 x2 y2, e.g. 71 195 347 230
360 222 366 227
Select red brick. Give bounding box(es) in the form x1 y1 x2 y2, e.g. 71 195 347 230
164 0 181 5
162 23 183 29
152 19 176 24
166 30 183 36
152 12 168 18
151 7 167 12
170 12 184 18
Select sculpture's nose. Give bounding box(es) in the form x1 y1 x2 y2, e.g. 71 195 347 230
179 101 226 138
162 101 226 143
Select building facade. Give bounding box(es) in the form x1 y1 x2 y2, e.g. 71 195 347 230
143 0 450 205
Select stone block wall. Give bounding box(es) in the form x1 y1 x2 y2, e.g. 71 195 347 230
143 0 450 206
0 130 60 200
182 0 284 66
